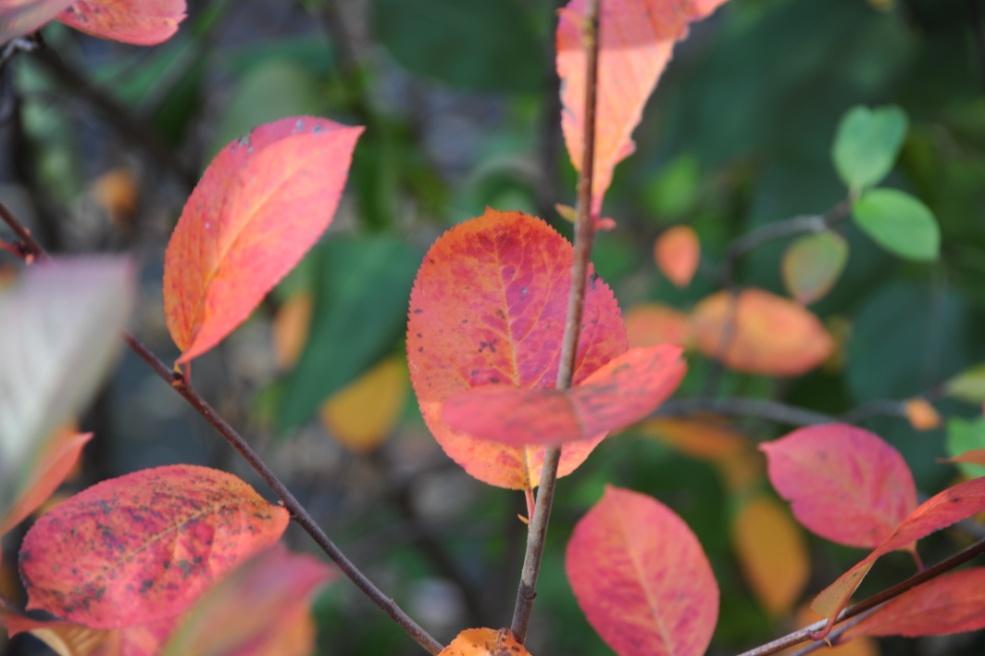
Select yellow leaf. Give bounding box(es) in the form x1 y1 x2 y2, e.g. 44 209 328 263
272 293 313 369
438 628 531 656
321 358 407 452
733 496 810 616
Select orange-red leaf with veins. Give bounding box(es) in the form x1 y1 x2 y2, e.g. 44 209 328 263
442 345 685 445
0 431 91 537
19 465 289 628
163 116 362 363
558 0 729 215
407 209 627 489
566 486 718 656
761 424 917 548
812 476 985 633
690 289 833 376
57 0 185 45
438 628 531 656
654 226 700 287
844 568 985 639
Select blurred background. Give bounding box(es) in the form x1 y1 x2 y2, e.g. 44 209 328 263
2 0 985 654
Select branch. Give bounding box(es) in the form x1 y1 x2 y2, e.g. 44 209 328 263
657 397 834 426
510 0 602 642
0 202 443 655
736 536 985 656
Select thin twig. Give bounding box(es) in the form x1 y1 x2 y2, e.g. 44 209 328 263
788 607 880 656
736 536 985 656
510 0 602 642
0 202 444 655
657 397 834 426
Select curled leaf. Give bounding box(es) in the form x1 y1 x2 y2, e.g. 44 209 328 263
654 225 700 288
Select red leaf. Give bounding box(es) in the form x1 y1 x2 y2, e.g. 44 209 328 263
844 568 985 639
557 0 729 215
442 345 685 446
57 0 186 45
0 431 92 537
19 465 289 628
690 289 833 376
761 424 917 548
654 226 700 288
566 486 718 656
0 0 75 41
407 209 627 489
812 476 985 631
163 116 363 363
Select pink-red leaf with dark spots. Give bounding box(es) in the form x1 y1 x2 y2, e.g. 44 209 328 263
57 0 186 45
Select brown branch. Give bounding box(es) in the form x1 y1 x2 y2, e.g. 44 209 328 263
510 0 602 642
0 202 444 655
736 536 985 656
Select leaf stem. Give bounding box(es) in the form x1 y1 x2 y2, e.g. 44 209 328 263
510 0 602 642
0 201 444 655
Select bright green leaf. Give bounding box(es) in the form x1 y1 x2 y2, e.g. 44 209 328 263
947 418 985 479
832 105 908 192
781 230 849 304
852 188 939 261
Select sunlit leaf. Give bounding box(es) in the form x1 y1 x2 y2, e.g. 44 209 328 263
321 357 407 453
566 486 718 656
832 105 908 192
438 628 531 656
654 225 700 288
57 0 186 45
407 209 627 489
761 424 916 548
624 304 690 348
20 465 289 628
852 188 939 261
163 116 363 363
781 231 848 305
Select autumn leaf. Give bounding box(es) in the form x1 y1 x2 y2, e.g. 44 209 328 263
624 303 690 348
732 496 809 616
654 225 700 287
812 476 985 632
945 449 985 467
321 357 408 453
163 116 363 364
407 209 627 489
761 424 917 548
566 486 718 656
438 628 531 656
690 289 834 376
272 292 313 370
639 418 761 491
781 231 848 305
57 0 186 45
1 607 173 656
442 345 685 446
902 397 940 431
557 0 730 215
19 465 289 628
0 0 76 41
162 546 332 656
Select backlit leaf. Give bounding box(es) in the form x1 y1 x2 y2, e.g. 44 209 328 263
0 0 74 42
761 424 916 548
163 116 363 363
852 188 939 261
781 231 848 305
57 0 186 46
407 209 627 489
438 628 531 656
567 487 718 656
690 289 833 376
946 418 985 479
732 496 809 616
443 345 684 446
20 465 289 628
321 357 407 453
654 225 700 288
832 105 908 192
558 0 729 214
624 304 690 348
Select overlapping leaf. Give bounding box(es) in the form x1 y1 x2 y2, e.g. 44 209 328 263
407 209 627 489
58 0 186 45
20 465 289 628
438 628 531 656
163 116 363 363
566 486 718 656
557 0 729 215
762 424 917 548
654 225 700 287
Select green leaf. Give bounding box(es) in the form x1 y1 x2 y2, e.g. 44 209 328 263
945 363 985 404
372 0 541 94
832 105 908 192
781 230 849 304
277 236 419 429
946 418 985 479
852 188 939 261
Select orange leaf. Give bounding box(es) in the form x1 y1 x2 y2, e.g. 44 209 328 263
0 0 74 42
0 431 92 537
321 357 407 453
163 116 363 363
557 0 729 215
566 486 718 656
903 397 940 431
812 476 985 631
57 0 186 45
90 168 138 224
843 567 985 638
690 289 834 376
442 345 684 446
654 226 700 287
946 448 985 467
438 628 531 656
407 209 627 489
19 465 289 628
732 496 809 616
625 303 690 348
762 424 916 548
272 292 313 370
161 546 332 656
